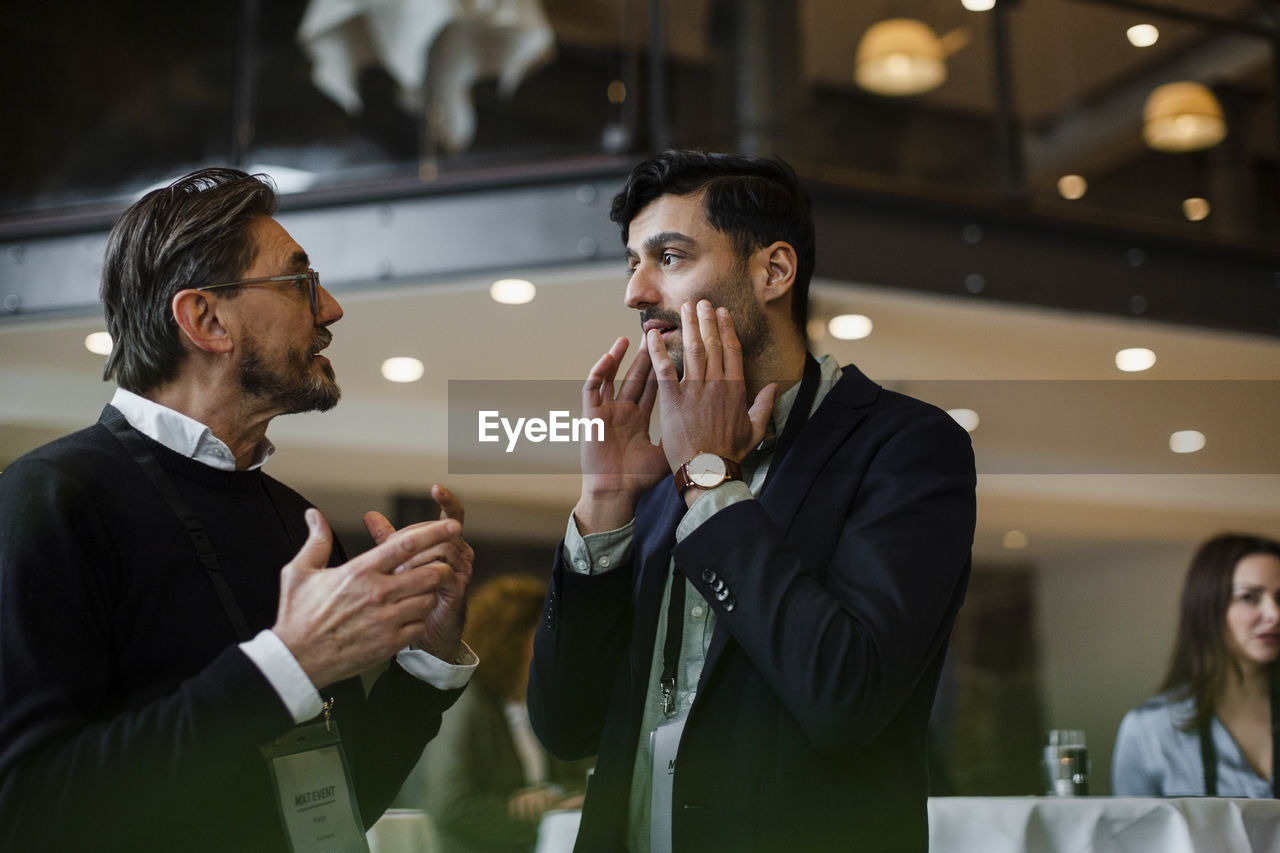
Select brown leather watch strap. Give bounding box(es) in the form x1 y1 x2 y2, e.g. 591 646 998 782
673 453 743 494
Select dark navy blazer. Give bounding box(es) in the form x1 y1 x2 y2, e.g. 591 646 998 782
529 364 976 852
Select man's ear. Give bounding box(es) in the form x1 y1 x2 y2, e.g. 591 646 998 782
758 241 797 307
171 289 233 354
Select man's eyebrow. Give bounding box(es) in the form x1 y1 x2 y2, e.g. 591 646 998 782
287 250 310 272
632 231 695 257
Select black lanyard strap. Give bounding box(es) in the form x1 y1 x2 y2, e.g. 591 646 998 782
659 354 822 716
102 407 255 643
760 353 821 494
1199 665 1280 798
1199 717 1218 797
1273 662 1280 798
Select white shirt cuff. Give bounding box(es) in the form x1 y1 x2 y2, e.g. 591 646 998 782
396 641 478 690
241 629 324 724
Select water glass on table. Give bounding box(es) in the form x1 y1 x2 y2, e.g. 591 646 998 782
1043 728 1089 796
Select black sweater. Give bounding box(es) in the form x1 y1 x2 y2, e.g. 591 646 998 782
0 407 460 851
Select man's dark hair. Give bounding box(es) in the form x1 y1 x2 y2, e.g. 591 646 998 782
101 167 279 393
610 150 816 335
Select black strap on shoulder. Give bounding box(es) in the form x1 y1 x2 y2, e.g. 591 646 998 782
760 352 821 494
1198 716 1218 797
102 406 255 642
1271 663 1280 798
658 353 822 716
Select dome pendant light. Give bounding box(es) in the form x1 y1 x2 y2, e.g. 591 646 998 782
1142 82 1226 152
855 19 948 96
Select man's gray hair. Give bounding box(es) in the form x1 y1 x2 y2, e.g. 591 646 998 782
101 167 278 393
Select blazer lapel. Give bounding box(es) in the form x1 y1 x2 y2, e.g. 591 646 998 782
758 364 878 531
699 364 880 683
630 488 683 689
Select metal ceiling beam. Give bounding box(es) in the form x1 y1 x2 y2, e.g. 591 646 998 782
2 169 1276 338
812 180 1280 338
0 173 625 319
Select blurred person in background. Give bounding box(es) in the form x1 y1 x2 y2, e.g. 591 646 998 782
1113 532 1280 797
398 575 589 852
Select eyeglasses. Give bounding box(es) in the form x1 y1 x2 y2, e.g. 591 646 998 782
196 269 320 314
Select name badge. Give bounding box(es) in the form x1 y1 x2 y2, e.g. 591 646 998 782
649 716 686 853
262 718 368 853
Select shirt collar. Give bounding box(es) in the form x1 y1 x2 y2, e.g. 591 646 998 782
763 353 841 447
109 388 275 472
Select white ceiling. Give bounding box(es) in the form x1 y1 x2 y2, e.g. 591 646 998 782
2 261 1277 563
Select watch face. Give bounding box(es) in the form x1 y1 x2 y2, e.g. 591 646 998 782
688 452 727 488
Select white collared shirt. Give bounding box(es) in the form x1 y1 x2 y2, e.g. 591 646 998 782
108 388 475 722
111 387 275 471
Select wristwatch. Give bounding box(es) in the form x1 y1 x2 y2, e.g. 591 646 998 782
674 452 743 494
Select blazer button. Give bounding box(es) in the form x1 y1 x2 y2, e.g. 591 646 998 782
715 587 730 602
724 597 736 612
701 568 716 583
711 578 725 593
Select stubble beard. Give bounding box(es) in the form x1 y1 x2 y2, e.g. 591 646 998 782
238 331 341 414
651 269 770 380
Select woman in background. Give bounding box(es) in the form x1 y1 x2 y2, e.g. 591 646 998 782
1112 533 1280 797
397 574 588 852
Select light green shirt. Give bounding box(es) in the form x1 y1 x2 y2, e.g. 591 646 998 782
562 354 841 852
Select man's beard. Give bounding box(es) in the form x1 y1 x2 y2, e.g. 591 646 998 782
238 330 341 414
642 269 770 379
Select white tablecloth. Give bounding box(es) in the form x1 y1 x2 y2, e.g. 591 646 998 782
929 797 1280 853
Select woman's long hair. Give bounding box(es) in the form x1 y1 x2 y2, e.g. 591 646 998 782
462 574 547 700
1160 533 1280 730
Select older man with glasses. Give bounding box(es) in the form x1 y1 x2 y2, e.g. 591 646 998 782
0 167 477 852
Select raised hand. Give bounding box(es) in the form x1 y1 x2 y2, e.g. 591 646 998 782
647 300 775 478
362 483 474 662
573 336 670 533
272 506 465 689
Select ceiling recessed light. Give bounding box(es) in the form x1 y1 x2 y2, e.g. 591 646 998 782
828 313 873 340
1115 347 1156 372
1057 174 1088 200
1126 24 1159 47
961 0 996 10
380 357 425 383
1182 197 1210 221
1169 430 1205 454
490 278 536 305
1003 530 1029 549
947 408 980 432
84 331 113 355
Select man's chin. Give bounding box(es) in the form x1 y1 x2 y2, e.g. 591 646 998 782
279 380 341 415
309 381 341 413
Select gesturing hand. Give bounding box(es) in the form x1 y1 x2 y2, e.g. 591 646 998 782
574 336 670 534
362 483 474 663
272 504 467 690
647 300 775 476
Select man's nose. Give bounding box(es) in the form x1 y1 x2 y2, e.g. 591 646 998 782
625 264 657 310
315 284 343 325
